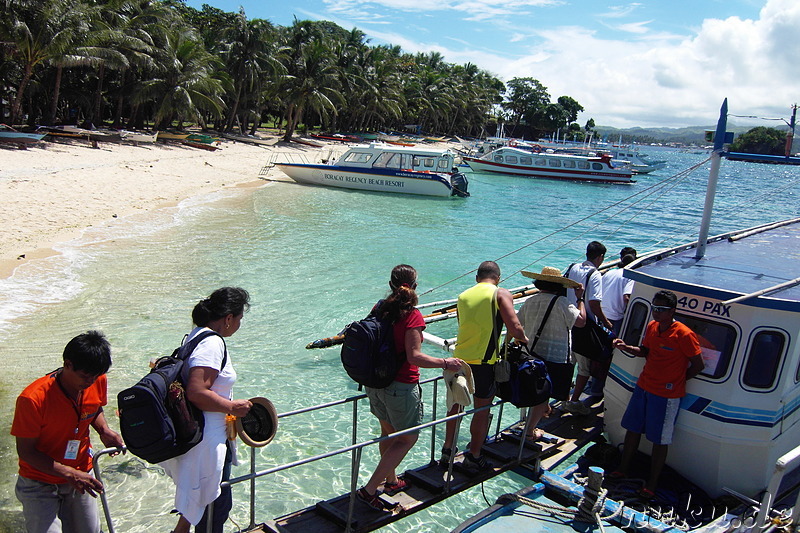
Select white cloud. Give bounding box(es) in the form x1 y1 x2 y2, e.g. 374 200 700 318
614 20 653 34
598 3 643 19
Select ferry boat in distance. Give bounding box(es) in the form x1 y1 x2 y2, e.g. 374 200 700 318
462 146 634 184
274 142 470 197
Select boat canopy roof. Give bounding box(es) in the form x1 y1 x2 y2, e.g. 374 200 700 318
626 218 800 311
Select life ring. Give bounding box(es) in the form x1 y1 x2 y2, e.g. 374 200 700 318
509 140 517 147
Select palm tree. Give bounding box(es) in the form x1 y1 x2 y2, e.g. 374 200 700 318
136 25 227 129
280 23 343 141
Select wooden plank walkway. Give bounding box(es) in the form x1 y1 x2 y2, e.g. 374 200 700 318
246 400 604 533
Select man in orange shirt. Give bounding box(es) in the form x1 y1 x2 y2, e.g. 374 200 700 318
11 331 124 533
611 291 705 498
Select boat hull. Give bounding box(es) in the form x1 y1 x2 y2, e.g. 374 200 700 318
463 150 633 184
0 132 46 144
275 164 455 197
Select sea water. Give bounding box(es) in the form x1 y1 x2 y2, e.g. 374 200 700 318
1 148 799 532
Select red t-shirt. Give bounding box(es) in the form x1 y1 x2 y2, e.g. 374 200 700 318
11 370 108 484
637 320 701 398
393 308 426 384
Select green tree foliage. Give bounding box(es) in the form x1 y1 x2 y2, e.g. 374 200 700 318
0 0 583 137
730 126 789 155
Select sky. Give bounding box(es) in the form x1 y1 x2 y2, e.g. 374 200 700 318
185 0 799 129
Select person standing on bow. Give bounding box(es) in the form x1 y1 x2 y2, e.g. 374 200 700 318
12 330 125 533
516 268 586 441
564 241 614 414
161 287 253 533
611 290 705 498
359 264 461 510
441 261 529 473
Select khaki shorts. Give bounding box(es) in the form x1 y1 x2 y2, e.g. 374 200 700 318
574 352 591 377
366 381 424 432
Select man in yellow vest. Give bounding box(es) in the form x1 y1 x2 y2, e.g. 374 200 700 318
441 261 529 472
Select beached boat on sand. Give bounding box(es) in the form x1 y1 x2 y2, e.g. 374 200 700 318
0 124 47 146
463 146 634 184
120 130 158 144
274 142 470 197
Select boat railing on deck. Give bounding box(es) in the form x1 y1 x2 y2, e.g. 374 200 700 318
93 374 530 533
753 443 800 528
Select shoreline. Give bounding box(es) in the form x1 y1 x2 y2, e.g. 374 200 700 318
0 137 305 279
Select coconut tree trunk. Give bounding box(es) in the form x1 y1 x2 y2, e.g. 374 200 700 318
46 65 64 125
90 62 106 126
10 64 34 125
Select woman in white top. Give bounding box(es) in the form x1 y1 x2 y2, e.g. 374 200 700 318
162 287 253 533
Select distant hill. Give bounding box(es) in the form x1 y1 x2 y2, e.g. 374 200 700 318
595 125 754 145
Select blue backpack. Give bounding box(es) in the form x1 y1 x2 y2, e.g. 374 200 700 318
117 331 226 464
340 300 401 389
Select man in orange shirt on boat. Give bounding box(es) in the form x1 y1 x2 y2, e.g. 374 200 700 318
11 331 124 533
610 291 705 499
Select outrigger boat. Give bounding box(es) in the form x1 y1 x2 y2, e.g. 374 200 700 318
0 124 47 146
463 146 634 184
273 142 470 197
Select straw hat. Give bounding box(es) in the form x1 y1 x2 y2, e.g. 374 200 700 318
522 266 581 288
235 397 278 447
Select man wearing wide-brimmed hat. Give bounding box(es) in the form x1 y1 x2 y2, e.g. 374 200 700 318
517 267 586 439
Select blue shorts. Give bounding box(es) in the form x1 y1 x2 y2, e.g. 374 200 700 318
469 364 497 399
366 381 423 432
621 385 681 445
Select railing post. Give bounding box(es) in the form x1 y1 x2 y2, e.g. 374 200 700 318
249 446 256 529
430 379 439 465
92 448 121 533
345 447 363 533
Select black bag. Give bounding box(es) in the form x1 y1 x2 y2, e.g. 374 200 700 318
117 331 227 464
496 343 552 408
340 300 401 389
566 264 616 362
572 318 615 362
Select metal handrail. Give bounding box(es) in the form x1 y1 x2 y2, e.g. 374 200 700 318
93 375 529 532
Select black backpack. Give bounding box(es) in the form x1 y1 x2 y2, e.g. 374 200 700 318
340 300 401 389
117 331 227 464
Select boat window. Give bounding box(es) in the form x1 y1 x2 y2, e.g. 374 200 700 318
675 314 737 379
505 156 518 164
520 157 532 165
423 158 435 168
438 158 450 170
548 159 561 168
494 155 504 162
414 156 435 168
535 158 547 166
592 163 603 170
373 152 402 168
577 161 590 169
622 301 649 346
401 154 413 169
342 151 373 164
563 160 576 168
743 331 786 388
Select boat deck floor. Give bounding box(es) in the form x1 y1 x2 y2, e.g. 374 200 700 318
247 400 604 533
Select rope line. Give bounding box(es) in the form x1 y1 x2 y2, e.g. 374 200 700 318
419 156 711 297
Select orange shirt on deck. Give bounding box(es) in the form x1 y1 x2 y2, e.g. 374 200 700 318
637 320 701 399
11 371 107 484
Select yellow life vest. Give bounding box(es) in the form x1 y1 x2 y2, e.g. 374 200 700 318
453 283 502 365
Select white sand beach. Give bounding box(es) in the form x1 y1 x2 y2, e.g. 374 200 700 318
0 136 315 278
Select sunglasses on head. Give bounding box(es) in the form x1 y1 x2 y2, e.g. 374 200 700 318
651 305 673 313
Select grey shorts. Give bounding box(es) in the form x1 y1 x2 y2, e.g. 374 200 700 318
366 381 424 432
15 475 101 533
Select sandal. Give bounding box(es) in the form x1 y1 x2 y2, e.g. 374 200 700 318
637 487 656 500
383 478 410 496
526 428 544 442
357 488 398 511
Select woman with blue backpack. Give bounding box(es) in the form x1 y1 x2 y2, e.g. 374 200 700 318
162 287 253 533
357 264 461 511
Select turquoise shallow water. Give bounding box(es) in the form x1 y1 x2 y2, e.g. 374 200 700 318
1 147 799 531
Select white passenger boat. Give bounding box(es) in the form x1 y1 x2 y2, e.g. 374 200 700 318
454 100 800 533
463 146 634 183
120 130 158 144
274 142 470 197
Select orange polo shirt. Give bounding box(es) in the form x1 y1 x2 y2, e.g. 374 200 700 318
11 370 107 484
637 320 701 398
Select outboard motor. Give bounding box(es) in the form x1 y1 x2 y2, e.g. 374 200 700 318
450 171 470 197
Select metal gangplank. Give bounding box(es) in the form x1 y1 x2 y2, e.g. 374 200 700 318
93 376 604 533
